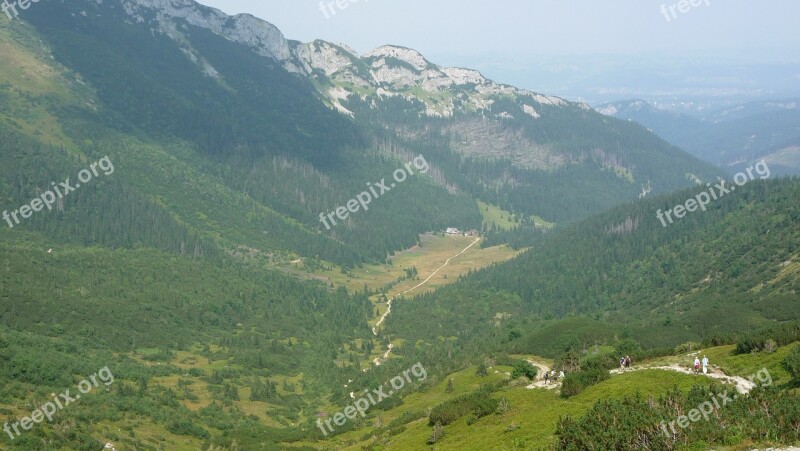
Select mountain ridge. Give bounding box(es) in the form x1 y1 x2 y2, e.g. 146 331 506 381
1 2 799 450
96 0 581 120
6 0 726 262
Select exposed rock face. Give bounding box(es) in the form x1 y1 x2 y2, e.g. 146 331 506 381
294 41 362 79
294 42 573 120
110 0 622 172
114 0 300 72
116 0 574 120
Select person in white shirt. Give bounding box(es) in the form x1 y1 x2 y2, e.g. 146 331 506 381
701 355 709 374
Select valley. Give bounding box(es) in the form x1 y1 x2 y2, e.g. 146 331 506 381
0 1 798 450
277 233 520 369
281 233 518 298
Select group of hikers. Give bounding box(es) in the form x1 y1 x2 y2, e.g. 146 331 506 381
693 355 710 375
617 354 710 374
543 369 565 385
537 354 711 389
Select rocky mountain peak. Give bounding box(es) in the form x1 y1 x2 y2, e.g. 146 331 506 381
118 0 299 71
115 0 574 119
363 45 432 72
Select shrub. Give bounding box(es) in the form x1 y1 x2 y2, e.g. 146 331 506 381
496 397 510 414
555 348 619 397
429 384 500 426
560 365 609 398
511 360 537 380
614 339 642 356
556 385 800 449
427 421 445 444
167 420 209 439
764 339 778 353
735 321 800 354
784 345 800 386
675 341 702 354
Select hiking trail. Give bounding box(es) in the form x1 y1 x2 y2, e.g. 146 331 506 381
525 361 760 395
371 238 481 366
609 364 758 394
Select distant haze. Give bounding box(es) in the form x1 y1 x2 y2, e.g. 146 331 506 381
198 0 800 102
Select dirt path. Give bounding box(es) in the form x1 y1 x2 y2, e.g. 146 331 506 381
372 343 393 366
524 361 758 395
370 238 481 365
610 364 758 394
372 237 481 336
524 360 560 390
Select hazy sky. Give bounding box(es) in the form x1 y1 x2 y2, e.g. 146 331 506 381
198 0 799 61
196 1 800 102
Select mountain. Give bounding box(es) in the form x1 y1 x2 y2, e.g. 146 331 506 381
17 0 723 233
299 42 729 223
598 98 800 175
2 1 797 450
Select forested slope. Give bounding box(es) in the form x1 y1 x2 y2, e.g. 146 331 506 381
2 0 724 269
388 177 800 353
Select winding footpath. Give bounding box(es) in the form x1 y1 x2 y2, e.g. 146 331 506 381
524 361 760 395
371 238 481 366
524 360 559 390
609 364 758 394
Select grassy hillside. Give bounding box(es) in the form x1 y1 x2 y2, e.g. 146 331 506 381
322 342 799 450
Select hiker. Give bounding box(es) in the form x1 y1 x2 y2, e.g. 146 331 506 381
620 356 625 370
624 356 631 370
559 370 565 379
702 355 709 374
693 357 701 375
544 371 550 385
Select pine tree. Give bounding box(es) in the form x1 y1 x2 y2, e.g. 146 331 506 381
427 421 445 444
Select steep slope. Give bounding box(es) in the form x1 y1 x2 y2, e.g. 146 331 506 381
18 0 723 232
5 1 482 268
294 40 725 221
324 341 799 450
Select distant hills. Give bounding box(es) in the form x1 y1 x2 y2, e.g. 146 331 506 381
598 98 800 175
1 1 797 450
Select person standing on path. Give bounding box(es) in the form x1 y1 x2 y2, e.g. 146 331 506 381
701 355 709 374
